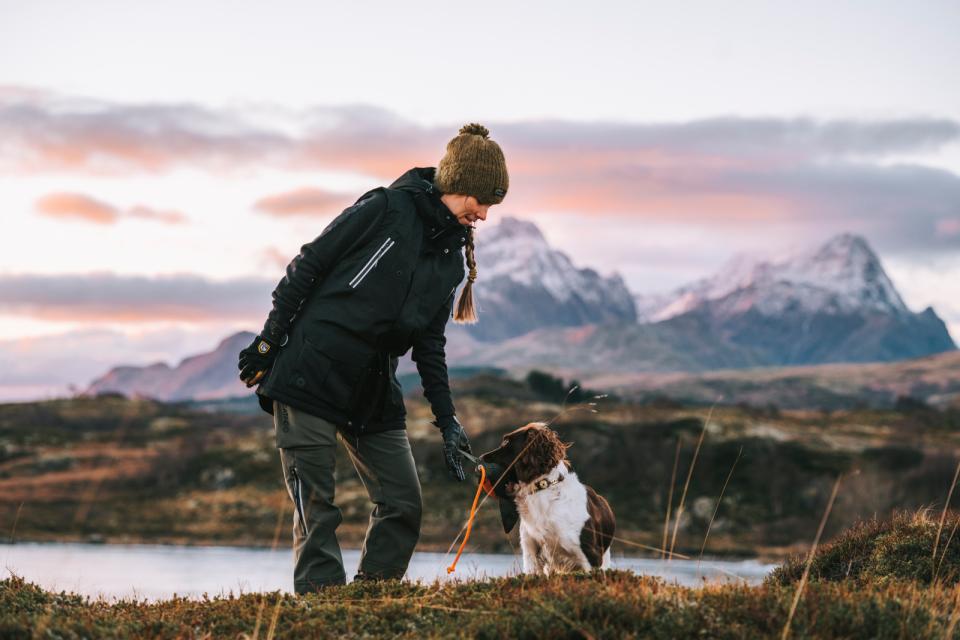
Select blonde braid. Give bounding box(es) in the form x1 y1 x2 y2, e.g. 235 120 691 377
453 227 478 324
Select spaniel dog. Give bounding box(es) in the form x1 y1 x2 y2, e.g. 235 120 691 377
479 422 615 575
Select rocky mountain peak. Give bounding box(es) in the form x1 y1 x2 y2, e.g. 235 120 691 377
480 216 547 245
457 216 638 340
642 233 909 321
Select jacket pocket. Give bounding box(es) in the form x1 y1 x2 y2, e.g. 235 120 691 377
295 337 369 414
290 341 332 394
349 237 395 289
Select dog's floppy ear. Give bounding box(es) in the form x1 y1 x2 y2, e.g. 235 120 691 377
499 496 519 534
476 460 519 533
515 425 570 483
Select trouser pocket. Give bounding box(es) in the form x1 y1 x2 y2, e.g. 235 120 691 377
290 465 308 537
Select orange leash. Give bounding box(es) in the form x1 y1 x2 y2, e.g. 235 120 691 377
447 464 487 574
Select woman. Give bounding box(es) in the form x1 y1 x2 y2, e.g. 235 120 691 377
237 123 508 593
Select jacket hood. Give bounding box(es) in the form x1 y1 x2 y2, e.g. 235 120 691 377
388 167 469 245
388 165 439 195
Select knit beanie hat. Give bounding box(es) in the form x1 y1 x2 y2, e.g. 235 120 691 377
433 123 509 205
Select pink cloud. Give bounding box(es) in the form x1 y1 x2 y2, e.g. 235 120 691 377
253 187 354 217
5 90 960 251
126 205 187 224
13 305 226 323
35 192 187 225
937 218 960 238
35 192 119 224
0 272 271 323
505 158 797 220
259 246 291 270
0 90 291 176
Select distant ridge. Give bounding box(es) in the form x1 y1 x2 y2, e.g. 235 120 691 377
85 227 955 402
85 332 254 401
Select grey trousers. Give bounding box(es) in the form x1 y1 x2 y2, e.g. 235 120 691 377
273 400 422 593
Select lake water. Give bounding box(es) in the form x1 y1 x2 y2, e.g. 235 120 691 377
1 542 776 602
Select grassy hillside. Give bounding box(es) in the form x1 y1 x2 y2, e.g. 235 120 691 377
2 569 958 638
2 374 960 559
770 509 960 587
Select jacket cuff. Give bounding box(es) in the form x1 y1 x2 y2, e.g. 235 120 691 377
433 413 458 430
260 320 288 345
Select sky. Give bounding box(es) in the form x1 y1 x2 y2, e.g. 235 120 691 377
1 0 958 400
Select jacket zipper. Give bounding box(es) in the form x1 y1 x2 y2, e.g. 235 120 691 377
350 237 395 288
290 466 308 537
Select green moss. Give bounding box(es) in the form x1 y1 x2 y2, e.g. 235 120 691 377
768 510 960 587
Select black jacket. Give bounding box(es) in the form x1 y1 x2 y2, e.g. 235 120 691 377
252 166 469 435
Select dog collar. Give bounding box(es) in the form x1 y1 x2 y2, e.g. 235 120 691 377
532 474 565 493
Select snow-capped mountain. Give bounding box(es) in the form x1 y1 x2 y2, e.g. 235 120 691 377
467 216 636 340
640 234 909 322
461 232 953 372
632 233 953 365
83 230 955 403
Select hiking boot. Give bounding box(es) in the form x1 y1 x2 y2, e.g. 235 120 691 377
352 570 382 582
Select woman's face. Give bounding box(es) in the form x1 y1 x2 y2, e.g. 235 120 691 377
443 194 493 226
461 196 491 225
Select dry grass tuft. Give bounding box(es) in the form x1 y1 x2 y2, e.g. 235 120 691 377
769 509 960 587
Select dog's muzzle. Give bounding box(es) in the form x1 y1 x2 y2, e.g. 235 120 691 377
475 461 514 498
460 449 514 499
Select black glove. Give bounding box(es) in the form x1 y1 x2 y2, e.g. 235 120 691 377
434 415 472 482
238 335 278 388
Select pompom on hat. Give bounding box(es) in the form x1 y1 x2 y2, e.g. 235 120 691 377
433 123 509 205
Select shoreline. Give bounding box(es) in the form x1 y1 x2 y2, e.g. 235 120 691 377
0 537 775 565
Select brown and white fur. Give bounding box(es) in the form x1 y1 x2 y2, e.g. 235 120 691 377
479 422 615 575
